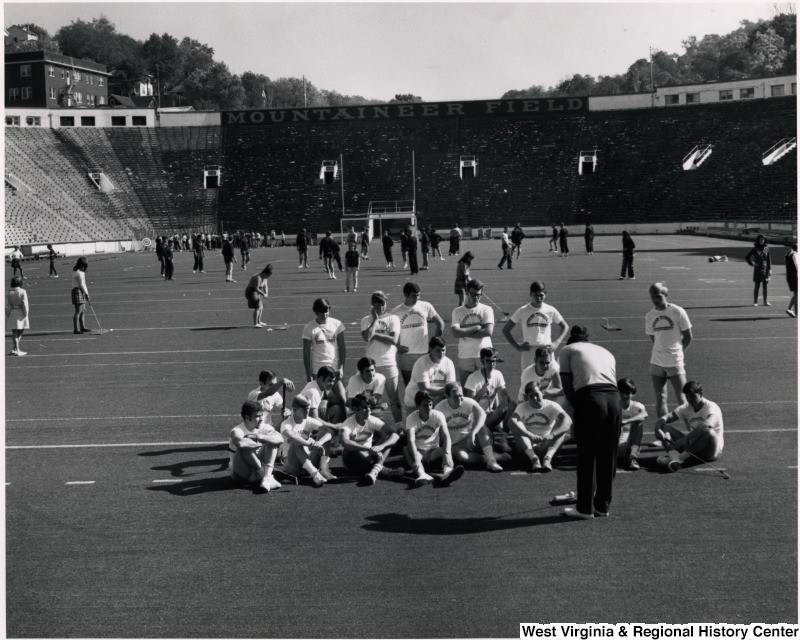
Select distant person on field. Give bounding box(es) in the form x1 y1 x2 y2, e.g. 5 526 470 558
558 223 569 257
399 228 409 269
785 243 797 318
745 234 772 306
584 222 594 254
449 224 462 256
163 239 175 281
47 244 58 277
646 282 692 420
620 231 635 280
406 225 419 276
155 237 165 277
549 225 558 252
344 242 360 292
429 227 444 260
497 227 513 270
193 238 205 273
71 257 90 334
6 276 29 356
360 229 370 260
420 226 430 270
245 264 273 328
382 230 395 268
510 223 525 259
616 377 647 471
222 237 237 282
9 246 24 280
319 230 337 279
296 228 310 268
454 251 474 306
655 381 723 473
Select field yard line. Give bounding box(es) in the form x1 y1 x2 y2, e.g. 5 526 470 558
5 428 796 449
64 481 96 485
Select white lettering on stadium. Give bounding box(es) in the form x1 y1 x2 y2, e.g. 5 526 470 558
223 98 586 126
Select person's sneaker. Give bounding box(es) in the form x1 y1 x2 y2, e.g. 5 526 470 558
435 465 464 487
353 289 357 292
262 475 282 492
414 471 434 487
365 468 379 485
311 471 327 487
562 507 594 520
200 270 205 273
331 274 337 279
193 270 197 273
15 351 27 356
787 309 796 318
528 456 542 472
627 457 640 471
754 303 758 307
619 276 626 280
9 349 17 356
486 459 503 473
764 302 772 306
541 456 553 472
298 265 304 269
319 467 338 481
593 508 610 518
629 276 635 280
658 455 681 472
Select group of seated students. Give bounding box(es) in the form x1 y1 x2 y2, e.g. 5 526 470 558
227 342 656 493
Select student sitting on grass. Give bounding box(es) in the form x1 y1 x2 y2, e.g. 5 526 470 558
509 381 571 473
345 357 387 417
405 390 464 487
279 395 341 487
655 381 724 473
229 401 284 493
617 377 648 471
340 394 401 485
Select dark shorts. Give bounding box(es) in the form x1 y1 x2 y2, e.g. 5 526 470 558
245 288 261 309
71 287 86 305
10 259 20 269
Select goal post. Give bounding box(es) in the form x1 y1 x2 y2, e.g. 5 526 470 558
339 200 417 244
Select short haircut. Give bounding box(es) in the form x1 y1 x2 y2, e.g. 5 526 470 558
567 325 589 344
312 298 331 314
524 380 540 396
649 282 669 297
534 345 552 359
683 380 703 396
357 356 376 371
292 395 310 409
617 378 637 394
316 366 337 380
444 381 462 396
465 279 483 292
241 400 261 420
479 347 498 360
10 276 22 288
530 281 547 294
414 390 432 406
350 393 369 411
258 370 276 384
403 282 421 295
428 336 446 350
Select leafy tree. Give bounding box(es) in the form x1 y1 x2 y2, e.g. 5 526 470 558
182 61 245 110
142 33 183 92
552 74 596 96
178 37 215 79
240 71 271 108
501 85 548 99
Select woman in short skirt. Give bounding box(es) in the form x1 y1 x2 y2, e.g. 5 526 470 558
6 276 29 355
71 257 91 334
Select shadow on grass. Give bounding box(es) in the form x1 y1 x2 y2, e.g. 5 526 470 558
362 509 567 535
709 317 787 322
147 476 256 496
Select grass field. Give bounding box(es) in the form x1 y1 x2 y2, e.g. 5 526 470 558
5 234 797 637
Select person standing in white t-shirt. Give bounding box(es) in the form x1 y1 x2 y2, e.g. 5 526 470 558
390 282 445 385
302 297 347 410
502 281 568 371
645 282 693 419
360 291 402 424
451 279 495 385
655 380 723 472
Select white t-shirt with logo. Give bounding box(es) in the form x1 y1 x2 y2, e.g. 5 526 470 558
510 302 565 349
405 409 448 452
361 313 400 367
619 400 648 446
346 371 387 405
340 414 386 447
518 359 562 403
302 317 345 371
299 381 325 410
246 387 283 426
391 301 440 355
464 369 506 411
513 399 565 438
451 303 494 358
672 399 724 451
435 396 482 445
645 304 692 368
280 415 325 440
403 354 457 407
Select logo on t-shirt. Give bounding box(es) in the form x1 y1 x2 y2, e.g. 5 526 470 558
651 316 676 332
398 309 425 329
313 328 335 343
526 312 550 329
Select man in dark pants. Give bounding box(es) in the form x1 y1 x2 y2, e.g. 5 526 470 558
406 225 419 275
584 222 594 255
558 325 620 519
296 228 310 268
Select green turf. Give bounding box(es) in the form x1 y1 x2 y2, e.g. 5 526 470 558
5 235 798 636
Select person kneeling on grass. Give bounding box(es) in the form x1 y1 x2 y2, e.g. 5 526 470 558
509 382 571 473
405 390 464 487
340 394 401 485
435 382 509 473
229 401 284 493
654 380 724 473
617 377 648 471
279 395 341 487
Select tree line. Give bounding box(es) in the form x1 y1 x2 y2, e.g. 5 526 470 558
5 11 795 110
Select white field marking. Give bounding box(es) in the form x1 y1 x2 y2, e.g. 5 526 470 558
152 479 184 484
7 415 233 423
788 466 798 469
662 266 690 270
509 471 529 476
65 481 95 485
